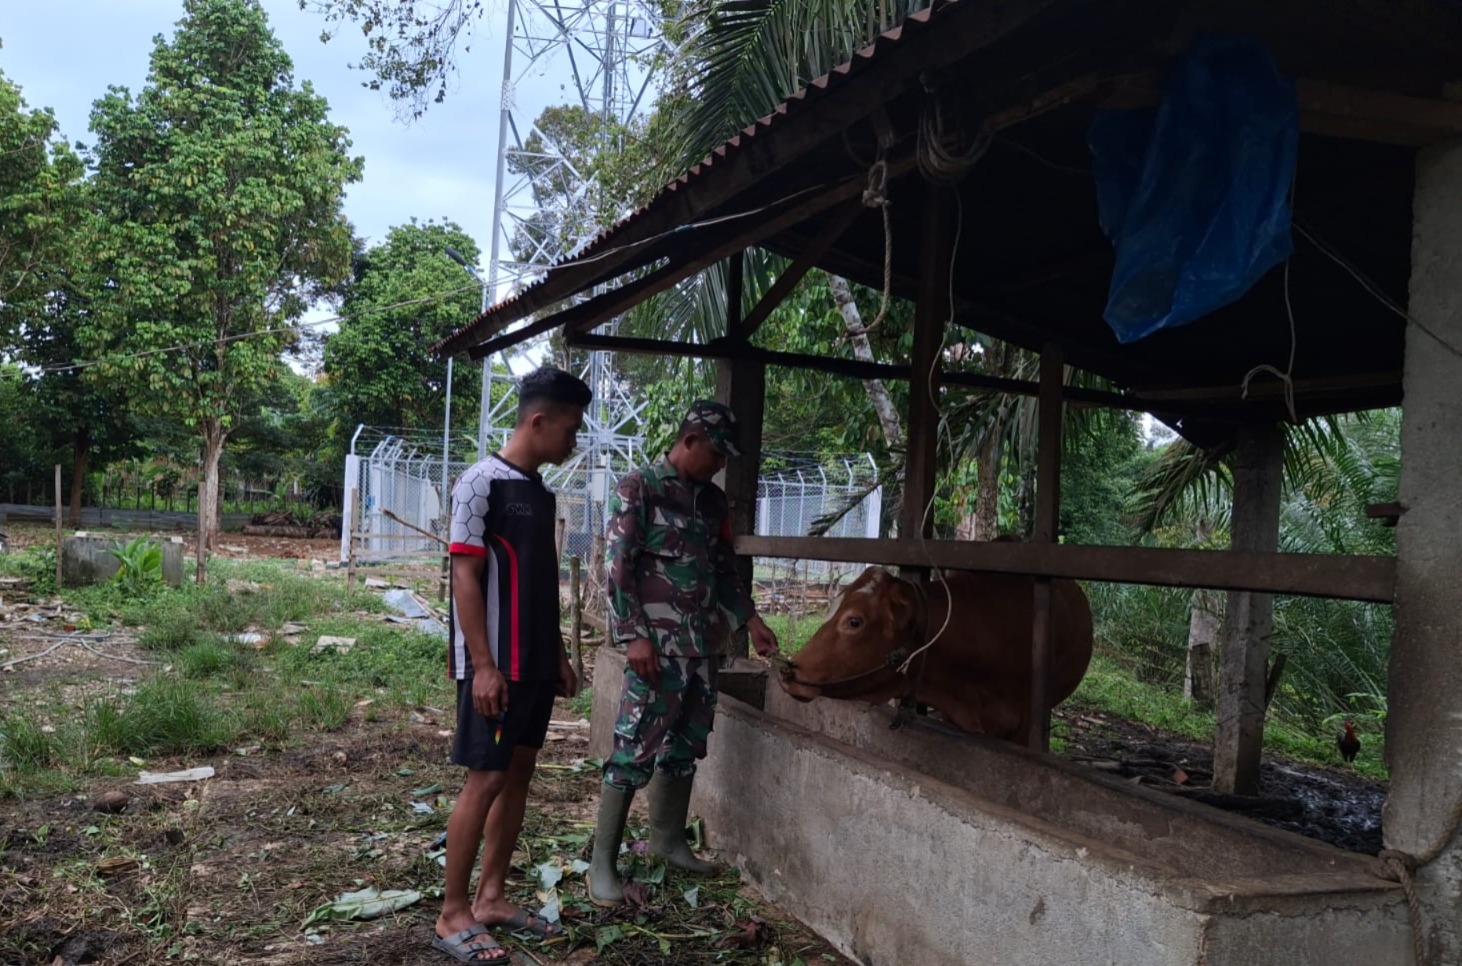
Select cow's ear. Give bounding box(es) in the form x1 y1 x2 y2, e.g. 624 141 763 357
886 578 919 635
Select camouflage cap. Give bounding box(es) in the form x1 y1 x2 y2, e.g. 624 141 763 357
682 400 743 457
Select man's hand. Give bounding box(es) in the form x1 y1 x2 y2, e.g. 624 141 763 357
556 650 579 699
471 666 509 719
626 637 660 689
746 615 779 658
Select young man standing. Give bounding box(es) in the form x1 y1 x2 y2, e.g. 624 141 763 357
588 400 780 906
433 366 590 964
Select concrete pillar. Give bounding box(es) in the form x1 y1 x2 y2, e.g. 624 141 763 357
1212 422 1283 796
1384 139 1462 964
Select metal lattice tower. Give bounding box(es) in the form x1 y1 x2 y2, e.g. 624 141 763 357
476 0 669 465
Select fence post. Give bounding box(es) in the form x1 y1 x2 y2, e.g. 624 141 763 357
570 554 584 689
346 486 362 596
54 464 63 588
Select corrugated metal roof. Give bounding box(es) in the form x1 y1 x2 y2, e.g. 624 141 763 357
432 2 952 356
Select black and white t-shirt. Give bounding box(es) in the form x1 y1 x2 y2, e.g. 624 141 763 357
447 454 561 682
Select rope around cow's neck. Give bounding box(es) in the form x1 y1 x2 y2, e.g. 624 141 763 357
896 572 951 675
778 572 945 691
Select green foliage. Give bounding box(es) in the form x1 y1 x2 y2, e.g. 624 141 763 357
1094 410 1401 738
81 0 363 566
1067 656 1387 777
0 61 86 352
662 1 932 169
303 0 489 118
323 220 483 439
107 536 164 597
0 544 58 597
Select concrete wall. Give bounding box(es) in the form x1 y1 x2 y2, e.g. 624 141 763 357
589 648 1410 965
61 533 184 588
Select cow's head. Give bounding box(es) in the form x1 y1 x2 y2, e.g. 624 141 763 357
778 567 920 704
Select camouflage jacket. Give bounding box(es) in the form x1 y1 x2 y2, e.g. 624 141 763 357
605 459 755 658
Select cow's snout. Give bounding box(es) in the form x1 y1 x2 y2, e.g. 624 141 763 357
776 664 818 702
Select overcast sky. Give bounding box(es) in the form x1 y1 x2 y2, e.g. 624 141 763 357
3 0 523 271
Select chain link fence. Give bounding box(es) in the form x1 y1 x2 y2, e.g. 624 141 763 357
343 432 883 631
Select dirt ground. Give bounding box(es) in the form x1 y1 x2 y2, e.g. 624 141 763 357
0 525 1390 965
1055 709 1386 853
0 653 851 966
3 523 343 562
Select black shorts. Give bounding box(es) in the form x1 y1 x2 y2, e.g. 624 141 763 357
451 677 557 772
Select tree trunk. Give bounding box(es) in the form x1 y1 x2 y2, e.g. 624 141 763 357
197 421 227 585
1185 589 1220 710
970 431 1002 540
68 431 90 527
828 274 903 451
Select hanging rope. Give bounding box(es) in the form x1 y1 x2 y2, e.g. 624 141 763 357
839 154 895 338
916 74 991 186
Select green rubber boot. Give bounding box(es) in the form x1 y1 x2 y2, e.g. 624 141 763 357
588 783 634 906
647 773 716 874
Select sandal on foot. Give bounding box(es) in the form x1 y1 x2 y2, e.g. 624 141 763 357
432 924 510 964
498 909 566 940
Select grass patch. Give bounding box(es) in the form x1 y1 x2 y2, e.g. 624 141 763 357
139 606 204 651
0 714 57 772
176 639 246 679
762 613 821 657
298 684 354 731
89 677 239 757
1068 655 1388 778
566 686 593 718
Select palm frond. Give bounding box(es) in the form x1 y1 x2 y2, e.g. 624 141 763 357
668 0 933 167
1126 436 1234 535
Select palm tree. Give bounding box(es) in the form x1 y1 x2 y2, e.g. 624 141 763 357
1123 411 1398 724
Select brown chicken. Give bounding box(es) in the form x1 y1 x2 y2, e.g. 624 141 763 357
1337 720 1361 763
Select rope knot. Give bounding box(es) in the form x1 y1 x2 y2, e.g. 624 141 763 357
1378 848 1419 879
862 158 890 209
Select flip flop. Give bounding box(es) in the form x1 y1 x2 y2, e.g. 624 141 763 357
496 908 566 940
431 924 511 964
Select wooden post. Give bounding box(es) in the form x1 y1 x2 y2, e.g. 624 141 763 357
54 464 63 589
715 250 764 661
1027 342 1064 752
898 186 952 572
1212 422 1284 795
570 554 584 686
346 486 361 597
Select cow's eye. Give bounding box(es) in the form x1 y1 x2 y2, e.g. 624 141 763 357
846 616 863 630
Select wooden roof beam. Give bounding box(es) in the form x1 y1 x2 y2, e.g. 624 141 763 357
1101 72 1462 147
465 172 883 361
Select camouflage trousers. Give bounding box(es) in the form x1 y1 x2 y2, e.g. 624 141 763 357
604 656 716 791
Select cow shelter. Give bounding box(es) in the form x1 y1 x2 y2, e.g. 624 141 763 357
434 2 1462 963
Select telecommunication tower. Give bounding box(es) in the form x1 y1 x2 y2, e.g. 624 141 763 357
476 0 670 466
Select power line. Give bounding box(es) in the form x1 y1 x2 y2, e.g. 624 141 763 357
39 283 481 375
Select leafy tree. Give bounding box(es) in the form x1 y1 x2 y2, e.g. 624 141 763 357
83 0 363 583
17 287 140 523
323 219 483 437
0 58 85 353
302 0 486 119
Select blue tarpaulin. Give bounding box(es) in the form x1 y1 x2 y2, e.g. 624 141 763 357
1089 34 1299 344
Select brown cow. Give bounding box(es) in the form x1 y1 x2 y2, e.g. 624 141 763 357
777 566 1094 741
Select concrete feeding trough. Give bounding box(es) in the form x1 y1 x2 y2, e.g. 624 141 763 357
590 647 1405 966
61 533 184 588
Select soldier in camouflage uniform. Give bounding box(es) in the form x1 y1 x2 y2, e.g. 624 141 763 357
588 401 779 906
